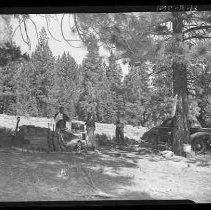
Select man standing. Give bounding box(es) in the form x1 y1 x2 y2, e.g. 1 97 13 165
115 116 125 145
85 112 96 150
54 106 70 149
54 106 70 131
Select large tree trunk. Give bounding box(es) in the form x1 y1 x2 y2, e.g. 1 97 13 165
172 62 190 156
172 12 190 156
197 100 208 128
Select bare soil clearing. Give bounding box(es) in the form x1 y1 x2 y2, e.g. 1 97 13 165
0 145 210 202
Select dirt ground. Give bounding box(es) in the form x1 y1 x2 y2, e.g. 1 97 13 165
0 144 211 203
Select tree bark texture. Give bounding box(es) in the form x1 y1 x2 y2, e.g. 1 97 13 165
172 62 190 155
172 12 190 156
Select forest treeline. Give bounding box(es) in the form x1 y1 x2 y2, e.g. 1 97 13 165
0 26 210 128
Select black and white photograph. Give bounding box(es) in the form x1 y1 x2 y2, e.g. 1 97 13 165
0 6 211 203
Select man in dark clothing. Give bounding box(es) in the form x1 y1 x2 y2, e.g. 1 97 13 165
54 106 70 131
115 117 124 145
54 106 70 149
85 112 96 150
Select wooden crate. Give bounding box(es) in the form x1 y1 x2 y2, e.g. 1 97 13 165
20 125 51 150
21 125 49 136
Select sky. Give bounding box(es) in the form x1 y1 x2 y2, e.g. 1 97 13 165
11 14 129 75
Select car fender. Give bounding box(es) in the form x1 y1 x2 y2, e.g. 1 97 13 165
141 130 158 140
190 132 211 142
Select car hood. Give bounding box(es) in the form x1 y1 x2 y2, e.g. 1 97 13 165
197 128 211 132
141 127 159 140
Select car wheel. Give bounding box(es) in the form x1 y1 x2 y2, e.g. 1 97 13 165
191 136 207 154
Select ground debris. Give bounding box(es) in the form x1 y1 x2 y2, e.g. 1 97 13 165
159 150 174 158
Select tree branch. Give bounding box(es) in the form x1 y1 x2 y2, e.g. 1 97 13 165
18 19 30 47
11 25 22 41
147 67 168 78
188 91 196 97
68 14 76 37
184 24 198 28
124 38 140 60
45 16 62 42
23 20 31 49
183 35 211 41
28 17 39 42
187 87 196 91
73 14 86 44
183 25 211 34
60 14 83 48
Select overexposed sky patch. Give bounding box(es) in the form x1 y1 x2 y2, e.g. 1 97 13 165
11 14 87 64
11 14 129 75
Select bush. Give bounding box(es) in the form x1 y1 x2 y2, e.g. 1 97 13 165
111 136 138 145
111 136 117 143
95 133 114 146
0 127 14 136
95 134 140 147
124 136 139 145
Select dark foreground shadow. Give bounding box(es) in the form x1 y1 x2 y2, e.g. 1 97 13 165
0 147 154 201
115 190 153 200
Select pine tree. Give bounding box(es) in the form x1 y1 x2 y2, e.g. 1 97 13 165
123 63 152 126
0 42 28 114
0 15 12 46
52 52 82 118
29 27 55 117
95 62 114 123
78 37 103 121
15 60 39 116
187 41 211 127
0 62 18 114
106 53 124 122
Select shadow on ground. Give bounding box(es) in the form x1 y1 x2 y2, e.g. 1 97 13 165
0 146 154 201
185 153 211 167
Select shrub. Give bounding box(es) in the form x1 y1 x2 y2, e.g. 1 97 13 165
95 133 114 146
0 127 14 136
110 136 138 145
124 136 139 145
